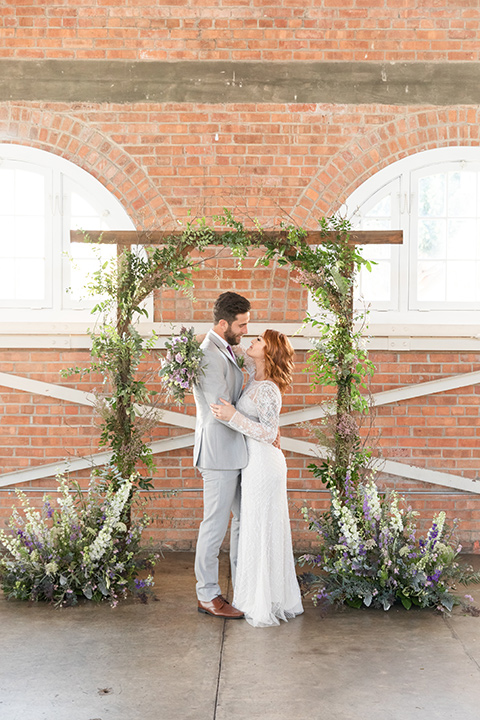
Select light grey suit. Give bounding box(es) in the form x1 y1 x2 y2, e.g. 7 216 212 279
193 330 248 602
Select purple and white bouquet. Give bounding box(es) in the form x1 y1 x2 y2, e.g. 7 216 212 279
159 326 204 404
0 473 157 607
298 475 480 614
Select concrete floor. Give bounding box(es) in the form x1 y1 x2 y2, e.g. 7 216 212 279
1 554 480 720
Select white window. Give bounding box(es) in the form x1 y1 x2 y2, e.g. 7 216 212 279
0 145 134 322
342 147 480 328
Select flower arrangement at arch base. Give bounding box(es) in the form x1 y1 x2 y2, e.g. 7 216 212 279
298 474 480 615
0 470 158 608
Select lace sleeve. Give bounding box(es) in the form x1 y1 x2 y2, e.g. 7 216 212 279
233 344 256 376
228 382 281 444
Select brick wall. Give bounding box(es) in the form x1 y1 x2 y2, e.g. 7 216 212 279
1 1 480 552
2 1 479 62
2 342 480 551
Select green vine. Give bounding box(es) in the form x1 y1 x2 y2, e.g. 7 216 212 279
62 223 222 492
296 217 375 490
62 212 374 497
215 212 375 492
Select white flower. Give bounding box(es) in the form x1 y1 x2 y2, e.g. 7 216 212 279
84 480 132 565
389 493 404 534
45 561 58 575
363 478 381 521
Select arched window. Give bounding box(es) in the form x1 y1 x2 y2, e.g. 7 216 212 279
0 144 134 322
342 147 480 329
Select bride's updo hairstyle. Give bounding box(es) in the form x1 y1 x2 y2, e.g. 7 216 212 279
262 329 295 394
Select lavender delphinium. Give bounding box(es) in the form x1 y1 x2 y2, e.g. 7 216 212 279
299 476 480 614
0 473 158 607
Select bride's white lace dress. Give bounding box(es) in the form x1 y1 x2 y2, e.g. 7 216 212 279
228 355 304 627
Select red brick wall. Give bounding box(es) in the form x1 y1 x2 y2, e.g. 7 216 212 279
2 344 480 551
2 1 479 63
1 1 480 552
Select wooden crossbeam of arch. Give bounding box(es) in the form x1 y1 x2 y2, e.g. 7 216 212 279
70 229 403 246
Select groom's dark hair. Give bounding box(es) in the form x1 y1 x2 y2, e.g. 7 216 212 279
213 291 251 325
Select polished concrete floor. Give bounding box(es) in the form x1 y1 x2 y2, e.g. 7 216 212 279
1 553 480 720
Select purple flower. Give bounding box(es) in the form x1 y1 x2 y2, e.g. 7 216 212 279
175 352 183 363
363 496 372 522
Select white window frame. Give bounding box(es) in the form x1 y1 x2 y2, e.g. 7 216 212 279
0 144 135 324
340 146 480 331
351 176 402 312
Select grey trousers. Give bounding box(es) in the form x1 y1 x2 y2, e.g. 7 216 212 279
194 468 241 602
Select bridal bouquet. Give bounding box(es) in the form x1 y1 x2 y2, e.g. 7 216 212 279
159 326 204 403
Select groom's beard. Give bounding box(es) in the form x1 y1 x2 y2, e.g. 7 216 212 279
224 327 241 346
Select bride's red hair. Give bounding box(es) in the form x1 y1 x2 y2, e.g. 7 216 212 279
262 329 295 394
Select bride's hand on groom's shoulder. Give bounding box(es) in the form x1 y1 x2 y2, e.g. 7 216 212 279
210 398 235 422
196 333 206 343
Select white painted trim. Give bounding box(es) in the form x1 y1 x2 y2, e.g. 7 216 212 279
2 370 480 495
4 335 480 351
3 321 480 337
342 147 480 320
3 366 480 426
278 369 480 425
279 407 327 426
0 145 135 323
4 321 480 351
280 437 480 495
0 372 197 430
0 372 97 406
0 433 195 488
371 370 480 407
381 459 480 494
2 431 479 496
0 452 112 488
280 437 326 456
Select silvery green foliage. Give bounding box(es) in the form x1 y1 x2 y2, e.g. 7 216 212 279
299 475 480 614
0 472 157 607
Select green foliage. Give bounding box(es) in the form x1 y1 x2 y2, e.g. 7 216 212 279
65 214 374 496
61 237 205 491
308 438 372 491
292 216 375 491
62 219 267 490
214 211 374 493
0 472 157 607
299 477 480 614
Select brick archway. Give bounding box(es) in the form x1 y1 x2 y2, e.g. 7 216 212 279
0 104 173 229
291 107 480 225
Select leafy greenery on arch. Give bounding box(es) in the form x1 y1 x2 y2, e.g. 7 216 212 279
66 212 373 494
3 211 479 612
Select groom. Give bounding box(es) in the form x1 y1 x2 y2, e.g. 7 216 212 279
193 291 251 619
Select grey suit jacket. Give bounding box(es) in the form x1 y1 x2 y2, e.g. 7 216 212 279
193 330 248 470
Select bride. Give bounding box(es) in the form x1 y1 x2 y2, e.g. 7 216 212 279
210 330 304 628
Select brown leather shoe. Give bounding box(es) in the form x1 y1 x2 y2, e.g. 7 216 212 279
198 595 244 619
